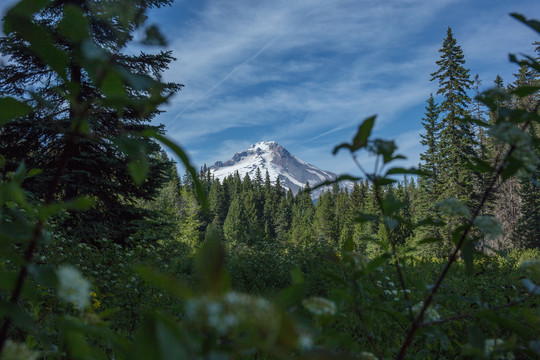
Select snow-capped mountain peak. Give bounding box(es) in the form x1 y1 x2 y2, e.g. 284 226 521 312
209 141 350 197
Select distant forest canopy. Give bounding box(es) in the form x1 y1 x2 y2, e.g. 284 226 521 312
161 33 540 255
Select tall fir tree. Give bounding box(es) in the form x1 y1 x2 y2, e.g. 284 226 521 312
513 42 540 249
0 0 180 244
430 27 476 206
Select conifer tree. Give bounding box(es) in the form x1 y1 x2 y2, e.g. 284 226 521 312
209 180 228 227
430 27 476 206
513 42 540 248
0 0 180 243
419 94 440 192
223 196 247 245
314 191 337 243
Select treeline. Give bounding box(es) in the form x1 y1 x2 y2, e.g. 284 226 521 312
156 31 540 256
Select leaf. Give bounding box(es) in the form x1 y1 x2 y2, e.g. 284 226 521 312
373 177 396 186
57 317 130 354
417 237 442 245
273 283 306 310
365 253 391 274
333 115 375 154
0 97 32 125
476 310 531 338
38 197 93 220
65 331 91 358
143 24 167 46
128 158 149 186
141 129 208 211
385 167 428 176
511 85 540 97
310 174 362 191
58 5 90 42
463 158 495 174
101 72 127 98
194 224 230 294
0 300 35 332
511 13 540 34
130 314 194 360
522 279 540 295
462 238 474 275
135 266 192 299
26 168 42 178
5 12 69 80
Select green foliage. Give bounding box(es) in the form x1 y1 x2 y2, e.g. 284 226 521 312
1 2 540 360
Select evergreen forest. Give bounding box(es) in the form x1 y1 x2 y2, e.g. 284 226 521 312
0 1 539 359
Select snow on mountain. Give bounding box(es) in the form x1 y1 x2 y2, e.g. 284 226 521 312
209 141 354 198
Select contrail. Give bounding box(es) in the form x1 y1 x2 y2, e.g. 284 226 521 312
172 34 281 123
300 125 348 144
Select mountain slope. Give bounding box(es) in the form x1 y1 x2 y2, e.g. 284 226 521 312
209 141 351 197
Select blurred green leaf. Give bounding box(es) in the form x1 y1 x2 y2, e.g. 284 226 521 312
128 158 149 186
142 129 208 210
143 25 167 46
26 168 42 178
135 266 192 299
131 314 195 360
58 5 90 42
38 197 93 220
0 97 32 124
333 115 376 154
195 224 230 294
5 10 69 80
65 331 91 358
511 13 540 34
385 167 428 176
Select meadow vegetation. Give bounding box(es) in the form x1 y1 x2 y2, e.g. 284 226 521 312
0 1 539 359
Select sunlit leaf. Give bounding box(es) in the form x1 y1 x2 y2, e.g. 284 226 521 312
333 115 376 154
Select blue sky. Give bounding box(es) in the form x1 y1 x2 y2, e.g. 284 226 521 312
2 0 539 176
145 0 540 176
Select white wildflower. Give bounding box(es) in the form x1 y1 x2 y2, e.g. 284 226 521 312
57 265 91 310
484 339 514 360
1 340 39 360
412 301 440 322
388 281 395 287
436 198 470 218
298 333 313 350
391 290 398 296
474 216 503 239
360 351 378 360
303 297 337 317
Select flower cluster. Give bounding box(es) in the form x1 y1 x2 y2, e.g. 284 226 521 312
359 351 378 360
0 340 39 360
302 297 337 317
435 198 470 218
184 291 278 337
297 333 314 350
474 216 503 239
484 339 514 360
56 265 91 310
411 301 440 322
